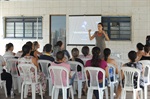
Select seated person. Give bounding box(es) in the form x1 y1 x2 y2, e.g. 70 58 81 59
51 51 75 98
136 43 144 61
79 46 92 59
70 48 84 72
85 47 108 99
3 43 15 58
116 51 144 99
39 44 54 62
0 55 12 97
103 48 118 74
140 44 150 60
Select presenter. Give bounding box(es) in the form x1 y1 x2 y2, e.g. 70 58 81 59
88 23 109 59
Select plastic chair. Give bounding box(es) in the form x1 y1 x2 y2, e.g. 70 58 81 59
121 67 143 99
18 63 43 99
139 60 150 99
38 59 53 96
6 58 21 93
84 67 108 99
49 66 74 99
68 61 85 98
107 63 118 99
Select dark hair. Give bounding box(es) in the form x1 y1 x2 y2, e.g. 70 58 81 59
98 22 104 30
6 43 13 51
21 45 31 57
128 51 137 62
144 44 150 53
55 41 63 47
44 44 52 52
56 51 64 61
71 48 79 60
137 43 144 51
91 47 101 67
104 48 111 61
26 41 33 50
82 46 89 57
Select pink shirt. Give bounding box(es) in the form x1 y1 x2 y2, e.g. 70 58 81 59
85 60 107 80
51 62 70 86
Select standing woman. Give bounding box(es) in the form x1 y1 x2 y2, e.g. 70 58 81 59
88 23 109 59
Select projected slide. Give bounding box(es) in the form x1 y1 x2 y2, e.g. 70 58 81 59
68 16 101 45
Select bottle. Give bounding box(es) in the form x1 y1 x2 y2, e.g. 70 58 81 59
109 67 113 81
11 89 14 98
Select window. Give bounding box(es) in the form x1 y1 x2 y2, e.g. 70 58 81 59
50 15 66 48
4 17 42 39
102 17 131 40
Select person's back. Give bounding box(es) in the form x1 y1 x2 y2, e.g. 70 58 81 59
136 43 145 61
39 44 54 62
140 44 150 60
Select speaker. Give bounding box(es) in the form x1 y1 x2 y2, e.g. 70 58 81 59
146 35 150 45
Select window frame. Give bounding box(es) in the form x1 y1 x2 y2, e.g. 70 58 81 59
4 16 43 39
102 16 131 40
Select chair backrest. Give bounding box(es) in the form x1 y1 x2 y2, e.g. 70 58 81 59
84 67 105 89
67 61 84 80
121 67 141 90
3 55 15 62
139 60 150 83
6 58 18 75
18 56 33 64
81 58 91 65
107 63 116 82
18 63 38 83
49 66 69 87
38 60 51 78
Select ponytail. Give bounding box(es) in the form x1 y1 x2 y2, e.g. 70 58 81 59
91 47 101 67
103 48 111 61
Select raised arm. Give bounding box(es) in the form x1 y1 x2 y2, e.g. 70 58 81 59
102 31 110 41
88 29 95 40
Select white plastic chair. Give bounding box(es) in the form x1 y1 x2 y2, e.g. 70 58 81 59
121 67 143 99
107 63 118 99
68 61 85 98
84 67 108 99
139 60 150 99
6 58 21 93
38 59 53 96
49 66 74 99
18 63 43 99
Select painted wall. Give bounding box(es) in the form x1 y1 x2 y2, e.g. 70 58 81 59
0 0 149 60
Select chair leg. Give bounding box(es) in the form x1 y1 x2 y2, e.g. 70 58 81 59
49 79 53 96
24 85 28 98
39 84 43 99
121 89 126 99
31 84 36 99
3 82 8 98
70 87 74 99
144 85 147 99
51 86 55 99
110 83 114 99
54 88 59 99
78 81 82 98
140 89 143 99
18 77 21 93
62 89 67 99
104 88 108 99
87 89 93 99
21 83 24 99
98 89 103 99
133 90 136 99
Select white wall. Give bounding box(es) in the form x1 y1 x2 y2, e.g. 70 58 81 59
0 0 150 60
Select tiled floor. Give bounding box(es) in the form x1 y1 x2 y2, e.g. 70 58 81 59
1 88 150 99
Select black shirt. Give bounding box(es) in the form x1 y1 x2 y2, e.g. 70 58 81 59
140 56 150 60
70 58 84 71
39 55 55 62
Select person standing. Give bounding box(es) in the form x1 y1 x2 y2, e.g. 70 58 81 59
88 23 109 59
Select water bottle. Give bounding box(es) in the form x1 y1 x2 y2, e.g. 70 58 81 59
109 67 113 81
11 89 14 98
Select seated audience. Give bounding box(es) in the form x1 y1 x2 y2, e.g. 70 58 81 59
140 44 150 60
103 48 118 74
33 41 42 56
18 45 47 96
53 41 70 60
51 51 75 98
116 51 144 99
3 43 15 58
25 41 38 59
39 44 54 62
79 46 92 59
85 47 108 99
136 43 144 61
70 48 84 72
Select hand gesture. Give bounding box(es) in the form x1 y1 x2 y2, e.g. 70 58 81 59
88 29 91 33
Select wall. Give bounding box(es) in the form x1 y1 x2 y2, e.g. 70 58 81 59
0 0 150 60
